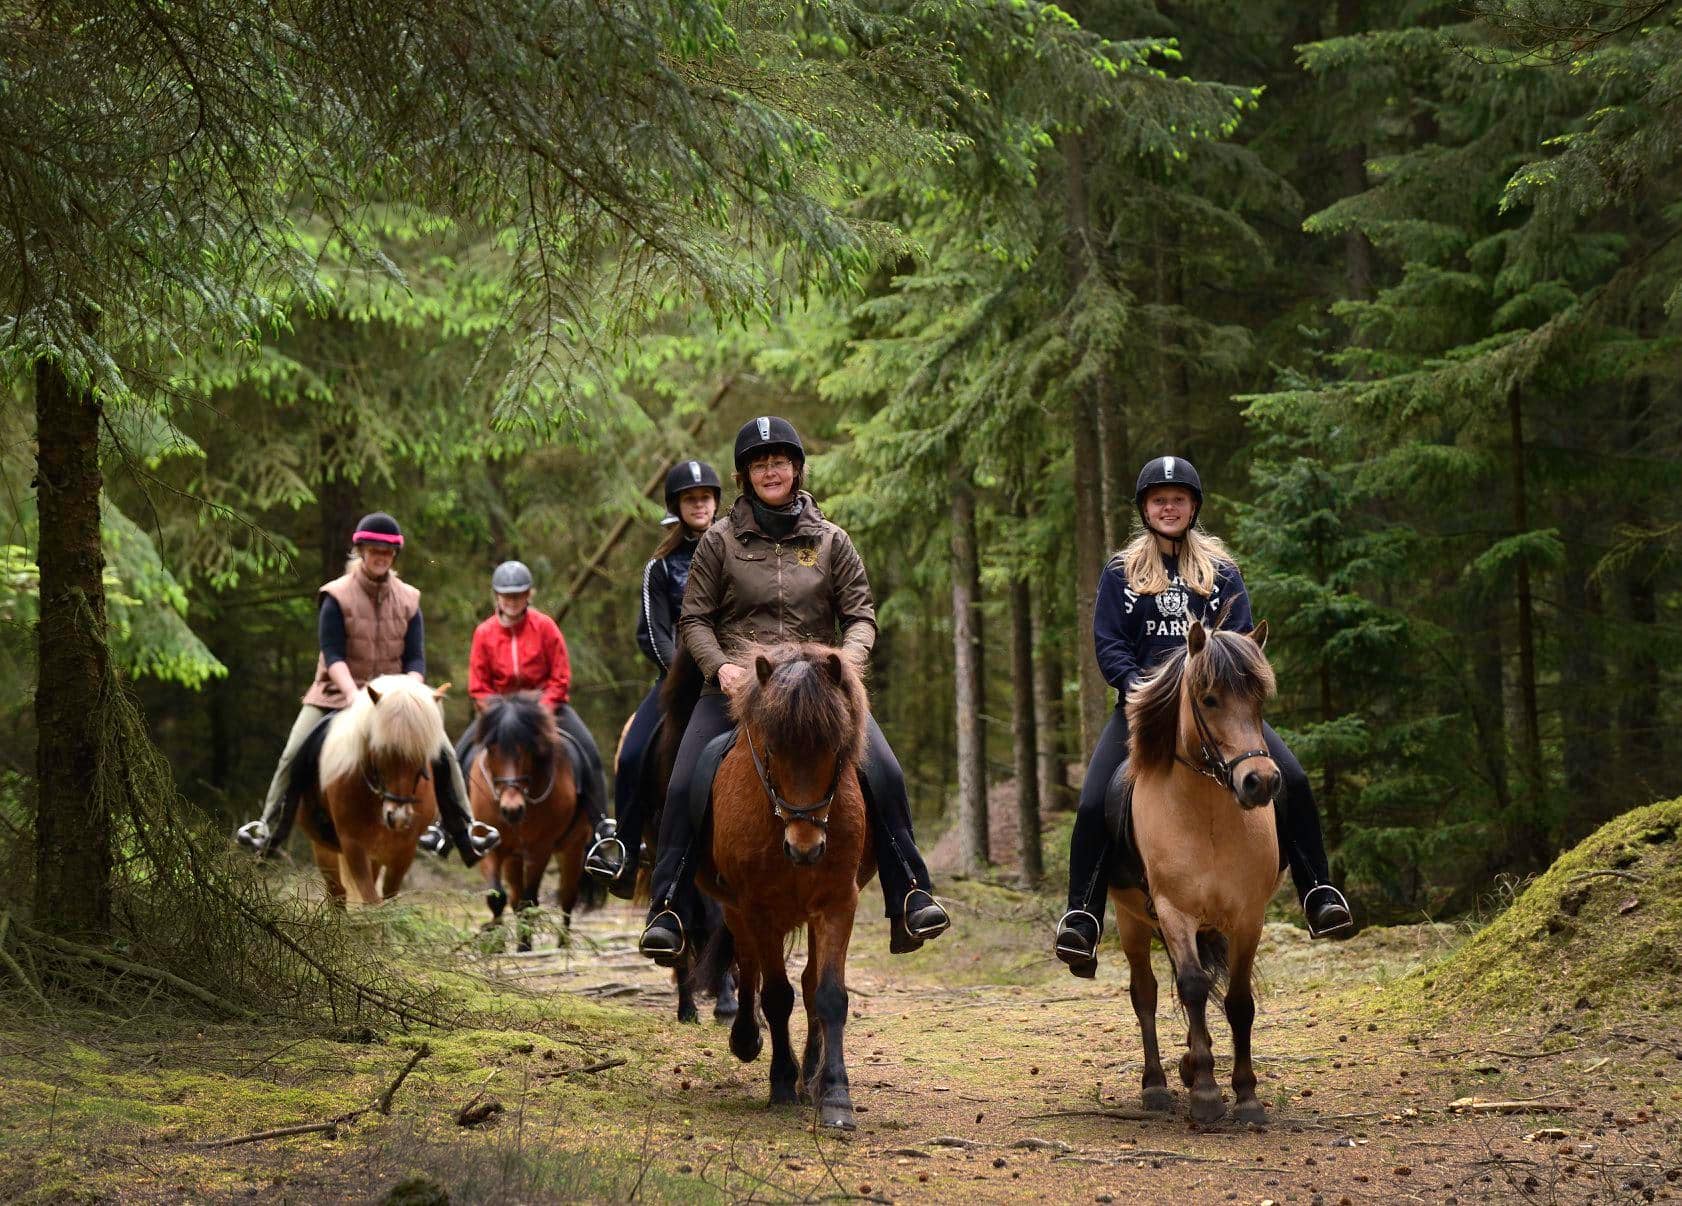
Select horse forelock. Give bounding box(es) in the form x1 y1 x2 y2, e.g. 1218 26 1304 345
481 691 557 763
1188 630 1276 705
1126 631 1275 781
320 675 443 787
735 643 867 766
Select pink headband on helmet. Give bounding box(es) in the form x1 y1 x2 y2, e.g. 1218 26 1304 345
352 530 404 547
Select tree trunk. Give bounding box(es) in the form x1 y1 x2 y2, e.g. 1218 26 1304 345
1065 132 1110 754
1031 605 1067 811
1009 572 1042 885
316 429 362 584
1557 523 1603 829
1098 396 1131 552
1337 0 1375 305
33 357 113 937
1507 384 1546 861
951 477 989 872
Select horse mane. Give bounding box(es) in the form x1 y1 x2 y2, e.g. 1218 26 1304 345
732 642 869 767
478 691 558 763
319 674 447 787
1125 629 1276 780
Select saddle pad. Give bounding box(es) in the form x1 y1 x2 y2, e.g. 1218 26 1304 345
555 728 587 800
688 728 740 830
1102 762 1147 894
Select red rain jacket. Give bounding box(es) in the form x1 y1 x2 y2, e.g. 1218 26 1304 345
468 608 570 709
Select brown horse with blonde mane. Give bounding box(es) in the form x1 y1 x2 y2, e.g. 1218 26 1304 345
466 692 586 951
297 675 449 905
1112 619 1282 1124
693 642 875 1129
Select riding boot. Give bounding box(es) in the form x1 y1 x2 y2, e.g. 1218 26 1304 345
433 748 498 866
858 717 949 953
640 784 704 967
1263 723 1354 939
1056 775 1116 978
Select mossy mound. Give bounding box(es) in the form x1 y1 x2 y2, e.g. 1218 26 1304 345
1383 797 1682 1020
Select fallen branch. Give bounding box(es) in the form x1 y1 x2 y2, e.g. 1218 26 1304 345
198 1121 341 1148
562 1057 626 1076
1566 869 1645 884
1448 1094 1577 1115
379 1043 431 1114
21 923 256 1020
1016 1108 1155 1123
0 913 52 1014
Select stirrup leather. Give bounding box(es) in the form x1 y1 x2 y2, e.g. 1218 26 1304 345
1055 908 1102 959
1303 884 1353 937
901 889 950 940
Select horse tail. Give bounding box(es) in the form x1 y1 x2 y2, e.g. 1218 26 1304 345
689 916 735 998
1196 931 1231 999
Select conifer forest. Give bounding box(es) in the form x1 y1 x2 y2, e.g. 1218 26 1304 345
3 2 1682 1201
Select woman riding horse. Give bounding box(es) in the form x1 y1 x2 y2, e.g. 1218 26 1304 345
424 561 620 879
236 511 493 865
605 458 722 897
1054 456 1354 977
638 416 951 964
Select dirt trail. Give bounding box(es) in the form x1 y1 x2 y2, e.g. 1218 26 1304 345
501 899 1682 1203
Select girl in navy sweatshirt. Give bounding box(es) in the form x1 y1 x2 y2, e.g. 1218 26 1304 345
1053 457 1353 977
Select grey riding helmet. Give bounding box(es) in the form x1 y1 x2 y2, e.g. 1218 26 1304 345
491 560 534 594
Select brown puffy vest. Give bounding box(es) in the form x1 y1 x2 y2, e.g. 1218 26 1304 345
300 569 422 709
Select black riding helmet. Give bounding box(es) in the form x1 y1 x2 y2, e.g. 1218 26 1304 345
732 415 805 474
1134 455 1204 533
663 459 723 515
352 511 404 549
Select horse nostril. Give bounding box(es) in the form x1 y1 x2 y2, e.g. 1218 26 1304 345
810 841 825 863
783 839 797 862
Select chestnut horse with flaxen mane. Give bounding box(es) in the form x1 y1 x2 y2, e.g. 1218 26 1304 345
693 642 875 1129
1111 619 1284 1125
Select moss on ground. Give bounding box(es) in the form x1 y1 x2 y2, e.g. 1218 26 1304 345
1378 796 1682 1022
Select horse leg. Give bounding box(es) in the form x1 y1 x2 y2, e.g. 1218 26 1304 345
1225 921 1265 1125
798 952 821 1104
515 853 549 954
506 853 535 952
675 958 700 1024
1157 904 1224 1122
753 932 799 1107
554 827 586 931
340 843 379 906
312 843 347 908
481 855 509 952
807 905 857 1129
725 908 762 1064
381 845 416 900
1116 905 1171 1111
714 969 739 1022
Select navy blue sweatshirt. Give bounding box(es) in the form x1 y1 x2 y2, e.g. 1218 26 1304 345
636 535 699 673
1092 554 1252 697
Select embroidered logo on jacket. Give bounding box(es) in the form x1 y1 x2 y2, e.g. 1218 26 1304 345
796 546 818 567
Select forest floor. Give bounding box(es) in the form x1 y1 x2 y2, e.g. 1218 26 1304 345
6 863 1682 1203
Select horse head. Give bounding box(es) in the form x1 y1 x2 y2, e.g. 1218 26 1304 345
735 644 869 866
1181 620 1279 808
477 692 559 827
341 676 450 831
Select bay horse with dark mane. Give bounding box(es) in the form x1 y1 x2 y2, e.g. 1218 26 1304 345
295 675 449 905
465 692 587 951
1112 619 1282 1124
693 642 875 1129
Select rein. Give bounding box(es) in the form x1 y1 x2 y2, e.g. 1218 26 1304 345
745 725 843 830
1174 691 1273 798
363 763 428 806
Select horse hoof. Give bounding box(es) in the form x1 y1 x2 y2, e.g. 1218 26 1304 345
713 993 740 1021
1142 1085 1175 1112
1233 1098 1267 1126
730 1023 762 1064
819 1101 856 1130
1190 1090 1227 1123
678 1006 700 1025
1179 1053 1197 1088
769 1084 799 1107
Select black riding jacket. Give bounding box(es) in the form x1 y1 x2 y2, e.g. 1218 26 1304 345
636 535 699 673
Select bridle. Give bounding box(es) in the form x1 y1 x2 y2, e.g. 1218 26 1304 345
474 748 556 805
1175 688 1275 800
745 725 843 831
364 762 428 806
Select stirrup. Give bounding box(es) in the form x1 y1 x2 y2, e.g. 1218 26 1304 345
585 836 627 878
235 820 270 853
639 909 687 966
901 888 950 940
467 821 501 856
418 822 449 857
1303 884 1354 938
1054 909 1102 958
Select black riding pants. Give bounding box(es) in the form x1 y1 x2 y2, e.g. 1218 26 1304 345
613 679 665 858
647 693 934 934
1065 708 1333 929
456 702 609 829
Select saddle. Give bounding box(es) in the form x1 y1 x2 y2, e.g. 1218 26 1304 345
271 710 340 855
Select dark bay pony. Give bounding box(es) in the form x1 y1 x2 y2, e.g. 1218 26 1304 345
299 675 448 906
1112 619 1282 1124
466 692 586 951
694 643 875 1130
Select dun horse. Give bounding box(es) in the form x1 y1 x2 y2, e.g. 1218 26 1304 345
466 692 586 951
695 643 875 1129
1113 619 1282 1124
297 675 448 905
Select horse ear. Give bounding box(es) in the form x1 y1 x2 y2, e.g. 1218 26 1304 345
825 652 845 683
755 654 774 685
1186 620 1207 656
433 681 451 699
366 684 383 705
1249 620 1269 649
